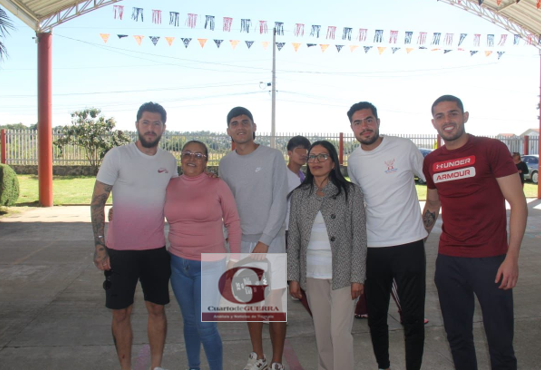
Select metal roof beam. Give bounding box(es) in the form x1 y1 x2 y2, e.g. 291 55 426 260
0 0 38 30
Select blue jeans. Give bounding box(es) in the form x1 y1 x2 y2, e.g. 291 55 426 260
170 254 224 370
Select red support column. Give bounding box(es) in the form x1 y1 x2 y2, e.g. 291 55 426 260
37 32 53 207
339 132 344 165
538 51 541 200
523 135 529 155
1 129 6 164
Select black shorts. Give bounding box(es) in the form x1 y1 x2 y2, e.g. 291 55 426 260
105 246 171 310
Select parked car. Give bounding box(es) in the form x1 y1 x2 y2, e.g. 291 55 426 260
416 148 432 185
523 154 539 185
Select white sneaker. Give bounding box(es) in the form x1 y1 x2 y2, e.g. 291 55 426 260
270 363 285 370
152 367 168 370
243 351 268 370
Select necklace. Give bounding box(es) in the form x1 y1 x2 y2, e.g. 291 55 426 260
315 178 329 192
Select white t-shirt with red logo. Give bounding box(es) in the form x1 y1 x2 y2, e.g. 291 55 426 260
348 136 427 248
97 143 178 251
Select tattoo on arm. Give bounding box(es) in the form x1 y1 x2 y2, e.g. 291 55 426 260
423 210 436 230
91 182 113 247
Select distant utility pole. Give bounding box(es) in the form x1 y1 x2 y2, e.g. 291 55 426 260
270 27 277 149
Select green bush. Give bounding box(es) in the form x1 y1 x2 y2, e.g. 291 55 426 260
0 164 19 206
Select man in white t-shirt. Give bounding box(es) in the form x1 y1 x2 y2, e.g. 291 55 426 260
346 101 427 370
91 102 177 370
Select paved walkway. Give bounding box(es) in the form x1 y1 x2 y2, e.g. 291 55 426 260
1 201 540 370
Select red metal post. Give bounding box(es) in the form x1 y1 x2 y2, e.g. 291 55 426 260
538 51 541 199
37 32 53 207
1 129 6 164
523 135 529 155
339 132 344 165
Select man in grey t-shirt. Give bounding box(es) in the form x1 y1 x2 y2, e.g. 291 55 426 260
219 107 288 370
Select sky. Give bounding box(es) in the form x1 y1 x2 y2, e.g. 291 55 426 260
0 0 540 136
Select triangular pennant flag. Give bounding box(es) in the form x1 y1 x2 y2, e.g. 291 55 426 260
181 38 192 48
133 35 144 45
485 51 493 57
306 43 317 47
276 42 285 51
214 39 223 48
470 50 479 56
262 41 270 50
406 48 414 54
149 36 160 46
198 39 207 48
335 45 344 52
245 41 254 49
444 50 452 54
320 44 329 52
230 40 240 49
377 47 386 55
497 51 505 60
431 48 441 52
349 45 359 52
292 42 301 52
165 37 175 46
391 47 400 54
363 46 373 53
419 46 427 50
117 34 128 39
100 33 110 43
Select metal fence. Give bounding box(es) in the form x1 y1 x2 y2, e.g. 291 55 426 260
1 129 539 167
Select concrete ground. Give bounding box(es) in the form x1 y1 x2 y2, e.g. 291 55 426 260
0 200 540 370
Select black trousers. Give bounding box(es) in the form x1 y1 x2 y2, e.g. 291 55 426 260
435 254 516 370
365 240 426 370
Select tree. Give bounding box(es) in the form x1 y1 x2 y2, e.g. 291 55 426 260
54 108 131 174
0 8 14 62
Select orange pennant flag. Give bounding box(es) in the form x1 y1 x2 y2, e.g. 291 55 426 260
133 35 144 45
485 51 493 57
378 47 386 55
349 45 359 52
320 44 329 52
230 40 240 50
165 37 175 46
262 41 270 50
198 39 208 48
406 48 414 54
100 33 110 43
292 42 301 52
431 48 441 52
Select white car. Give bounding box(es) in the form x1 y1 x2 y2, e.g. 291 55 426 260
523 154 539 185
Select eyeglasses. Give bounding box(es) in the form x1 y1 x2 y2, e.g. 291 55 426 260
181 151 207 161
307 153 330 163
103 270 113 291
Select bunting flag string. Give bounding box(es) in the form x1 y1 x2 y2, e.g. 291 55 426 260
363 46 372 53
444 33 454 45
275 22 284 35
389 30 398 44
349 45 359 52
260 21 268 34
170 12 180 27
277 42 286 51
320 44 329 52
100 33 110 43
294 24 305 37
458 33 467 46
444 49 452 54
223 17 233 32
292 42 301 52
117 34 128 39
392 47 400 54
133 35 144 45
378 47 386 55
186 13 197 28
150 36 160 46
241 19 251 33
132 7 144 22
432 32 441 45
214 39 223 48
374 30 384 43
113 5 124 20
406 47 414 54
205 15 215 30
358 28 367 42
470 50 478 56
181 38 192 48
485 51 493 57
497 51 505 59
246 40 254 49
404 31 413 44
418 32 427 45
262 41 270 50
498 34 507 46
311 25 321 38
327 26 336 40
230 40 239 49
336 44 344 52
473 34 481 47
487 34 494 47
152 10 162 25
514 34 520 45
343 27 352 41
198 38 207 48
307 43 317 48
165 36 175 46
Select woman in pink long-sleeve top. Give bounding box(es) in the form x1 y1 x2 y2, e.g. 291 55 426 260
165 140 241 370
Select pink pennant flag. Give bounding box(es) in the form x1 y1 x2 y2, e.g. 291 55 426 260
100 33 110 43
165 37 175 46
133 35 144 45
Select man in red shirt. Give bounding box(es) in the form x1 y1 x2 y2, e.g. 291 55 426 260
422 95 527 370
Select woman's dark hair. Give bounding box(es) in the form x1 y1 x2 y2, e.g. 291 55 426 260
182 140 209 162
294 140 351 200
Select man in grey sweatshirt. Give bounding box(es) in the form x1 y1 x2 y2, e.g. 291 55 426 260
219 107 288 370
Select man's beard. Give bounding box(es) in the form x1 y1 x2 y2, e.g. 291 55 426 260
138 131 162 148
359 129 379 146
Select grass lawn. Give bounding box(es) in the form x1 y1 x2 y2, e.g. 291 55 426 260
11 174 540 206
